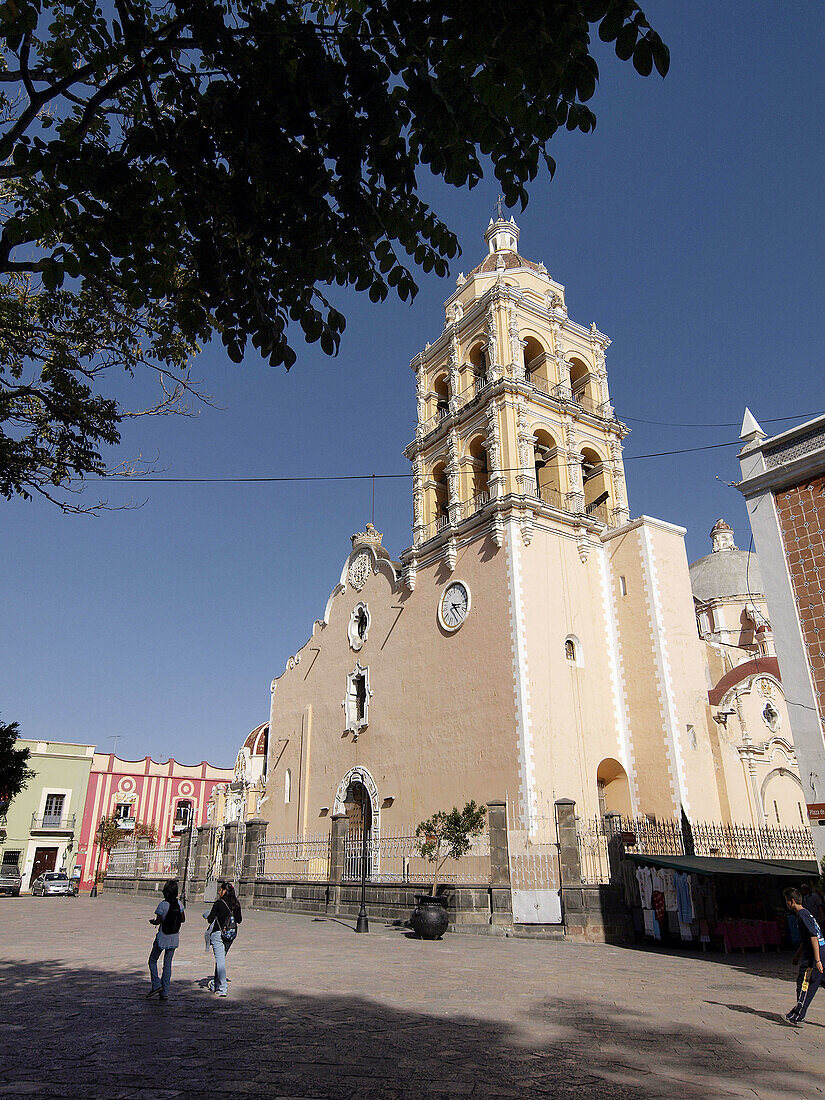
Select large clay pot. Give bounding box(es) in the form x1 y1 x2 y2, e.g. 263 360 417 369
410 893 449 939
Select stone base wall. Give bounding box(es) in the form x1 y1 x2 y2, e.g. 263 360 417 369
109 872 510 933
560 883 633 943
103 875 169 898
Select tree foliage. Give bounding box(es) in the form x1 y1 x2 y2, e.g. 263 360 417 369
0 0 668 502
0 717 35 813
416 800 487 894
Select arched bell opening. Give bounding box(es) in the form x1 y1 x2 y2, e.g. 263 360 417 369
468 341 489 395
569 356 598 409
581 446 610 521
523 336 551 391
427 460 450 532
467 434 489 511
533 428 563 508
433 372 451 422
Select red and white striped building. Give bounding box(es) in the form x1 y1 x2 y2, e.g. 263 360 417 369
76 752 233 889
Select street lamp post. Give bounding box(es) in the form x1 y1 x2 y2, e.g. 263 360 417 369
355 793 370 934
90 816 105 898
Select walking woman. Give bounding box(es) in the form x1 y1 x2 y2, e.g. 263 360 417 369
204 880 242 997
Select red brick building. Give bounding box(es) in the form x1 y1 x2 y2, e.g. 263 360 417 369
738 409 825 862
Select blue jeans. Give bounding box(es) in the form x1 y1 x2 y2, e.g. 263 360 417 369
210 929 227 994
148 939 175 997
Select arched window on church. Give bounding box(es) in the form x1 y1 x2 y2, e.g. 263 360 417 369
468 342 488 394
468 436 489 512
569 357 599 412
284 769 291 804
433 372 450 422
565 638 576 662
534 429 563 508
523 336 550 392
429 461 450 533
581 447 611 523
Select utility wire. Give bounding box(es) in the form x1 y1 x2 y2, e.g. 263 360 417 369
92 439 742 484
622 411 823 429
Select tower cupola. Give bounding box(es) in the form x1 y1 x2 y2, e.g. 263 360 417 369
484 208 520 255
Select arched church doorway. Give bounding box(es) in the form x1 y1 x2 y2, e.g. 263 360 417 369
334 768 380 880
596 758 632 818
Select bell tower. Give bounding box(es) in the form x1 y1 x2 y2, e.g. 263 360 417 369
401 215 630 578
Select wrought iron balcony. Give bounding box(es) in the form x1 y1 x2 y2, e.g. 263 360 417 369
31 813 76 834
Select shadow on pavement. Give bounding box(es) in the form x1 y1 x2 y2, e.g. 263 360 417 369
0 957 820 1099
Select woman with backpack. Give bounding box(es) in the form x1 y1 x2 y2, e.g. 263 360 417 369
148 879 185 1001
203 880 242 997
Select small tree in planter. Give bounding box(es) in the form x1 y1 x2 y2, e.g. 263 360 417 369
415 801 487 896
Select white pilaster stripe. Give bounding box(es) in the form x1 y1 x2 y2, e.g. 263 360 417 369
505 517 536 828
596 544 639 812
639 525 689 816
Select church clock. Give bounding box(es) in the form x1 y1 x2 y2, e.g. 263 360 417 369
438 581 471 632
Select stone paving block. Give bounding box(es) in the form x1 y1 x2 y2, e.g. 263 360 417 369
1 896 823 1099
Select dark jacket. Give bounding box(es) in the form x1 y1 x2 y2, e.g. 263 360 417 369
206 896 242 932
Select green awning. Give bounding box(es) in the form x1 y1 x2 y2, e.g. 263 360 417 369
626 851 817 878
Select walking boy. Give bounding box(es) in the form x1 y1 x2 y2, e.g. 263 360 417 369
784 886 824 1024
148 879 185 1001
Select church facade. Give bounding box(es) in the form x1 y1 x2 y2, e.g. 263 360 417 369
263 217 801 858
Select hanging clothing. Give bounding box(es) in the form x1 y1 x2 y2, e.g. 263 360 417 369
652 890 666 927
675 872 694 924
636 865 654 908
662 869 678 912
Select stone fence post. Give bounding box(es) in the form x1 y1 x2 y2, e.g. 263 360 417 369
486 800 512 927
329 813 349 881
222 821 239 883
554 799 581 886
134 836 151 891
191 825 215 900
328 812 349 914
238 819 268 906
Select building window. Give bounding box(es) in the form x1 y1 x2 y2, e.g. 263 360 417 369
762 702 781 732
174 800 192 826
343 662 372 738
687 724 697 749
348 603 371 651
285 769 292 804
1 850 21 871
619 575 627 597
564 636 582 666
43 794 65 826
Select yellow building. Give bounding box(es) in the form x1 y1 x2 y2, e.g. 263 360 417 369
263 216 803 915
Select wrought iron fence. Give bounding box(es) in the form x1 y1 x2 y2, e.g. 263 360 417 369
575 817 612 884
577 815 816 872
256 834 331 880
106 845 138 876
342 825 491 884
143 845 179 877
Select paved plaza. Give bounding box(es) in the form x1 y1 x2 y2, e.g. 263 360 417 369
0 895 822 1099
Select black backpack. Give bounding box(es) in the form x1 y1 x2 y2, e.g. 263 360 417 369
161 899 184 935
221 903 238 944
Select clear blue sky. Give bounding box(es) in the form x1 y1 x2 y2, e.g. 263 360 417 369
3 1 824 768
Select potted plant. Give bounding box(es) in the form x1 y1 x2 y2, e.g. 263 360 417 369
411 801 486 939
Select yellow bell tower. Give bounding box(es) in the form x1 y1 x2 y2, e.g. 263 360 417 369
403 213 630 572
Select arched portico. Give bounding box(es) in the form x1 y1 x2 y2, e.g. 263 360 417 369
333 766 381 876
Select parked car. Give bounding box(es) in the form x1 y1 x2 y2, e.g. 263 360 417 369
31 872 77 897
0 868 22 896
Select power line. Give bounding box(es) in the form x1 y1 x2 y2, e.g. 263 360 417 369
91 438 742 484
622 412 822 429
